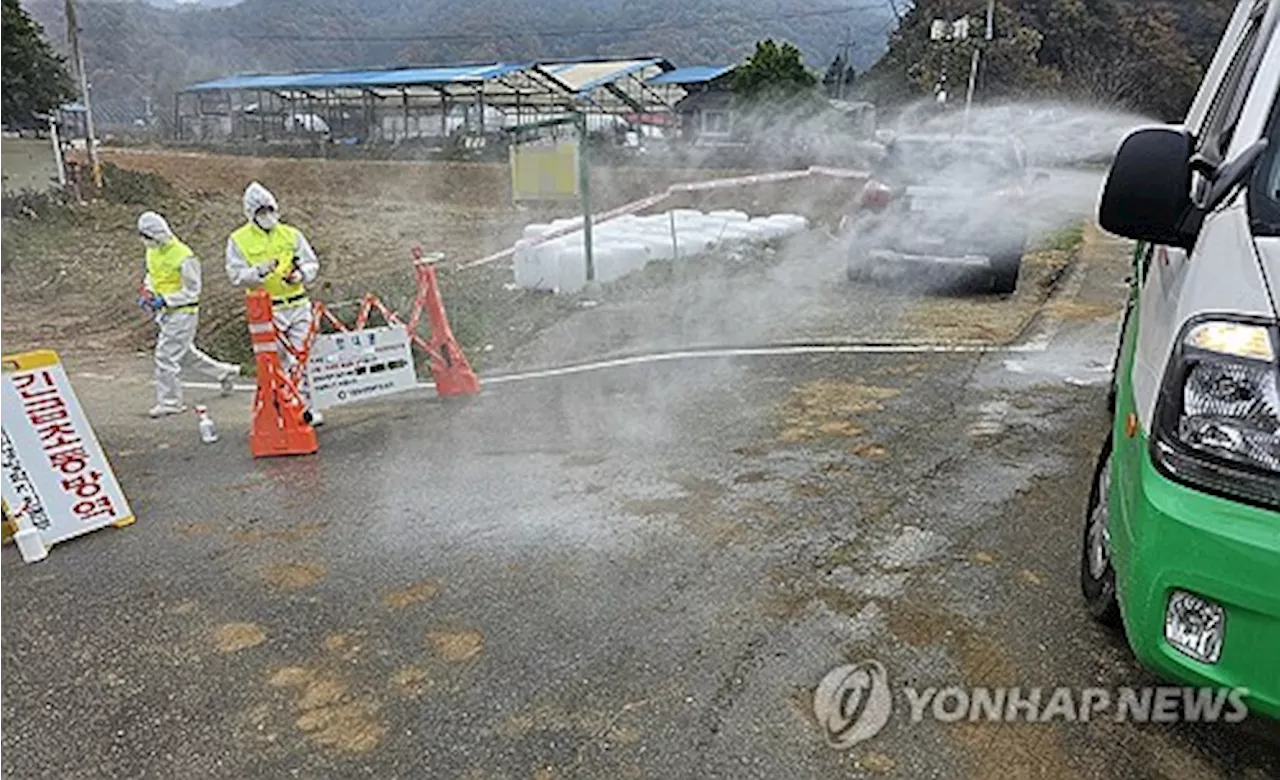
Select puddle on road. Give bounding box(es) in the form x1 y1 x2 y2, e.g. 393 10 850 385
389 666 433 698
214 622 267 653
383 579 441 609
777 379 900 443
259 562 328 591
427 628 485 662
267 665 387 754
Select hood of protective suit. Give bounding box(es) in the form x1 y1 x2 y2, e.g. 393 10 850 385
242 181 279 221
137 211 173 244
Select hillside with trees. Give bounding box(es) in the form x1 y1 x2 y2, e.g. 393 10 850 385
20 0 898 126
15 0 1240 129
861 0 1236 120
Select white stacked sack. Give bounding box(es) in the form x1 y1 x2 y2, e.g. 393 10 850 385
513 209 808 293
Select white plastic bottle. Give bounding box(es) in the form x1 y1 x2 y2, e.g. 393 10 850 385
195 405 218 443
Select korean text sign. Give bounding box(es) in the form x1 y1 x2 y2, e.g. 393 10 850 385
2 350 134 547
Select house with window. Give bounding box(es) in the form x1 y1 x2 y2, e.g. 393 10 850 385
646 66 740 146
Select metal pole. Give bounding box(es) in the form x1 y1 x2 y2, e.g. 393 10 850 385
577 111 594 282
964 48 980 130
67 0 101 189
50 116 66 186
173 93 181 142
964 0 996 131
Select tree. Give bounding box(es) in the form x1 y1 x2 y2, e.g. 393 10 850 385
862 1 1057 106
863 0 1224 120
2 0 75 128
1019 0 1200 119
733 39 818 102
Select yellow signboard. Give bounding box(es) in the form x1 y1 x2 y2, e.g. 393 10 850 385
510 139 579 201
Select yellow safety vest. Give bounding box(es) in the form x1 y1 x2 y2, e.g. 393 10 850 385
145 238 198 313
229 222 308 305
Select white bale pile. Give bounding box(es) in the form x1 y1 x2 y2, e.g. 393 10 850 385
513 209 809 293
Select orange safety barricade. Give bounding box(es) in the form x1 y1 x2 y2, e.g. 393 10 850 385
282 247 480 399
246 290 318 458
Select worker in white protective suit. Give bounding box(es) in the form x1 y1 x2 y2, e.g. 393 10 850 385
224 182 324 425
138 211 239 418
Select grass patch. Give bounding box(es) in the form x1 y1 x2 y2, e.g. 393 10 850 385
99 162 177 206
1031 220 1086 253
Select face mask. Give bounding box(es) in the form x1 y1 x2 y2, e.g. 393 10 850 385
254 212 278 231
141 233 165 249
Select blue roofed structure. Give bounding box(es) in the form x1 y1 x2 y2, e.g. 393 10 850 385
646 65 735 86
176 57 685 144
184 63 530 93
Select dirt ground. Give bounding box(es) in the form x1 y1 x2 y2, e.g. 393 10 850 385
0 151 767 369
96 148 751 213
1 150 870 372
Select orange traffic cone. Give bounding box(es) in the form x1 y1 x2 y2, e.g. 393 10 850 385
246 290 318 458
414 249 480 397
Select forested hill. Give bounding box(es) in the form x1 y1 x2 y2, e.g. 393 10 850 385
865 0 1236 121
23 0 900 110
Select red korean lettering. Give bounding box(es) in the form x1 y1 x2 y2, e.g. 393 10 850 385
38 421 76 440
73 496 116 520
27 407 69 427
23 395 66 414
61 470 103 499
48 447 89 474
39 421 81 451
14 370 57 399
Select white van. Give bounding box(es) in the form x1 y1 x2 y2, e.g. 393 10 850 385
1083 0 1279 717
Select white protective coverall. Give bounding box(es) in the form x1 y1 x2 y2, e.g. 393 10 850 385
224 182 322 419
140 211 239 417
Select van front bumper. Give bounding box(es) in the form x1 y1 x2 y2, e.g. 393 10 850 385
1113 441 1280 719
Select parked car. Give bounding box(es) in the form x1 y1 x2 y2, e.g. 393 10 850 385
844 133 1032 293
1082 0 1279 719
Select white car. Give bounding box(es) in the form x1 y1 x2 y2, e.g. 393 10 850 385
845 133 1033 293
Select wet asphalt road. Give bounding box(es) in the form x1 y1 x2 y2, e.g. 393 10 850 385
4 221 1279 779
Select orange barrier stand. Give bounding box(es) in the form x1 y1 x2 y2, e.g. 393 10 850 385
246 289 318 458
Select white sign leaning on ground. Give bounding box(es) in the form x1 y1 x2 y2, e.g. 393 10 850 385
306 325 418 410
1 350 135 556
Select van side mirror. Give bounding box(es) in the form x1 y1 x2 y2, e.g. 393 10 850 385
1098 127 1195 249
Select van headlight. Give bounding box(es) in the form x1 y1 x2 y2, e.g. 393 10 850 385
1152 319 1280 508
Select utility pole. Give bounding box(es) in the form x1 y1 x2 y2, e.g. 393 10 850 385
65 0 102 189
836 27 854 102
963 0 996 130
575 111 594 283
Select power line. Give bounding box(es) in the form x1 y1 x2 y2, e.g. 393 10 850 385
150 4 895 44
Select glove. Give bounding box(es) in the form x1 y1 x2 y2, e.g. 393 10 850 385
257 258 280 279
137 292 165 314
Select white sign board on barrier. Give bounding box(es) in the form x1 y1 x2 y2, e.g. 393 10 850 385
1 350 134 553
307 325 418 410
